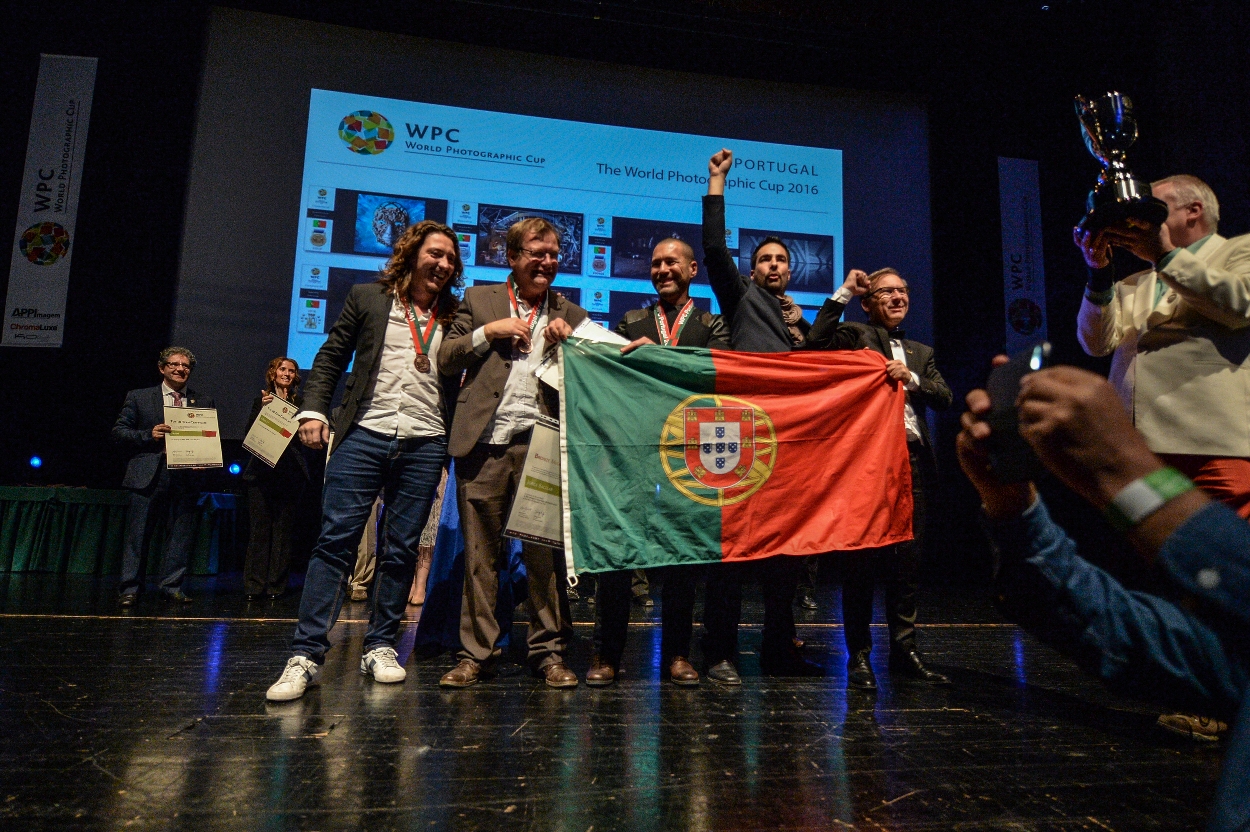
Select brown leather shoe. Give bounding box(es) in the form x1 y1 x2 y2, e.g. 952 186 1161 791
439 659 481 688
585 655 617 687
668 657 699 686
540 661 579 688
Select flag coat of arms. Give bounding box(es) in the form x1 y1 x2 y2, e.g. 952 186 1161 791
558 339 913 574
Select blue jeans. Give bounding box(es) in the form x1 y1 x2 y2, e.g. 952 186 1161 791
291 426 447 663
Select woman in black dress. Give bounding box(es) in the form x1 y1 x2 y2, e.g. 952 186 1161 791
242 357 310 600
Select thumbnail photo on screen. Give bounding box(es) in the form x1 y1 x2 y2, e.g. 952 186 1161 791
609 217 706 283
474 204 584 274
309 188 449 257
354 195 427 256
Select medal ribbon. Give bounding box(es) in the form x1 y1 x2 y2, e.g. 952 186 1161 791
654 299 695 346
401 300 438 359
507 276 546 342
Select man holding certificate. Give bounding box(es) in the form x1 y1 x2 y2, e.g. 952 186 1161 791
265 220 463 702
436 217 587 690
111 346 215 605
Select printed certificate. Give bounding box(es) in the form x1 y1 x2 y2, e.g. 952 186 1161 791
503 416 563 548
164 406 223 469
242 397 300 468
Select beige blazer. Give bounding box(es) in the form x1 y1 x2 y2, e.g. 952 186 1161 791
1077 232 1250 456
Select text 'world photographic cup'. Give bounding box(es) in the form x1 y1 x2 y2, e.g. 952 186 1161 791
1074 91 1168 235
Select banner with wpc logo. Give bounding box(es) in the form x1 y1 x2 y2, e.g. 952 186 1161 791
558 339 914 574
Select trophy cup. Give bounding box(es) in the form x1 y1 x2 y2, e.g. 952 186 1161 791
1074 91 1169 234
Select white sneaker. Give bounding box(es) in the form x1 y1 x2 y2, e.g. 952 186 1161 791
360 646 406 683
266 656 319 701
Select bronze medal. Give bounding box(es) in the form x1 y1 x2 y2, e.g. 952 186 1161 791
401 299 438 376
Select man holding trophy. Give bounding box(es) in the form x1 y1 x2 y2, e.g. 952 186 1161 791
1072 93 1250 518
1072 94 1250 746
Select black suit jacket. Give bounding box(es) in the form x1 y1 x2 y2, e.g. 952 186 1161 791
302 282 460 452
439 281 588 458
614 302 730 349
702 194 806 353
242 393 311 483
112 384 215 489
806 297 952 456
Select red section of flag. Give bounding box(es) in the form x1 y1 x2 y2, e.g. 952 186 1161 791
710 349 913 560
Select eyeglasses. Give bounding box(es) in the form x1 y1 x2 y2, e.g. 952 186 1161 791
518 247 562 264
869 287 909 299
163 361 192 369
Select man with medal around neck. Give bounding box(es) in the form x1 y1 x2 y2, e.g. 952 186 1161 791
437 217 588 689
582 238 730 687
265 220 462 701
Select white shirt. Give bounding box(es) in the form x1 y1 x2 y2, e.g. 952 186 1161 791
296 300 446 439
887 337 923 443
354 301 446 438
470 292 548 444
830 285 922 442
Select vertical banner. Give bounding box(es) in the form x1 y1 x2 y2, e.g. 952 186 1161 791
3 54 97 348
998 157 1048 353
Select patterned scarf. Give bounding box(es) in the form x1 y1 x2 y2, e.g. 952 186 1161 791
778 294 806 346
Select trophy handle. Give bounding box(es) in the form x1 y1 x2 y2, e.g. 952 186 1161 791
1074 96 1109 165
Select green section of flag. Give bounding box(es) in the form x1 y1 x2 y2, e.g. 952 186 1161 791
562 339 720 573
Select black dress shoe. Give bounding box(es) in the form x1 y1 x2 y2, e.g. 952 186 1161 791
244 593 260 602
162 589 194 604
847 651 877 689
796 590 818 610
760 647 826 677
888 649 951 685
118 593 137 608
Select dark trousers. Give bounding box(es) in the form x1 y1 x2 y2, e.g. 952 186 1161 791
119 464 198 596
290 426 446 662
702 555 801 667
842 439 932 656
456 440 572 669
593 565 698 667
244 482 300 596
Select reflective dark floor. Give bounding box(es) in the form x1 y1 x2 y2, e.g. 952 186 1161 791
0 573 1223 831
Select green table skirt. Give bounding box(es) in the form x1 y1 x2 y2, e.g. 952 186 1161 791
0 487 236 575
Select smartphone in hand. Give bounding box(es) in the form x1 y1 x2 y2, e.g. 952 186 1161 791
985 342 1051 483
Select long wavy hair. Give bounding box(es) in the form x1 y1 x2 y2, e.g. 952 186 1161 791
264 357 302 397
377 220 464 325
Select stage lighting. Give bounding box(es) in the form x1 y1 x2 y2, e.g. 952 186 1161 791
29 455 43 469
228 462 242 475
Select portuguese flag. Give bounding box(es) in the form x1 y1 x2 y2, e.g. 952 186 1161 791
558 339 913 575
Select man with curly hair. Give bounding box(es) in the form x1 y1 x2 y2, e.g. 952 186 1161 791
266 220 463 701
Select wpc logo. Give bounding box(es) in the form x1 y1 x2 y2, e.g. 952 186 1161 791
19 221 70 265
338 110 394 155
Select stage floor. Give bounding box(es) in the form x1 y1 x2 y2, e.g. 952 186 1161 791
0 574 1222 831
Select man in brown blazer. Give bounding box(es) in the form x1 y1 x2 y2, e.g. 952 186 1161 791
437 217 588 688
